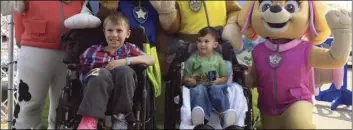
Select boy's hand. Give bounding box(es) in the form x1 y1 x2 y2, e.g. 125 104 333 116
106 59 126 70
185 78 197 86
211 78 220 85
211 77 228 85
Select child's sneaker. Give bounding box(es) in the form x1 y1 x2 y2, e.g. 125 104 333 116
220 109 237 129
113 113 128 130
77 116 98 129
191 106 205 125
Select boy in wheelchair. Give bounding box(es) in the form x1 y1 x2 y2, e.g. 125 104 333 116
183 27 237 129
76 12 154 129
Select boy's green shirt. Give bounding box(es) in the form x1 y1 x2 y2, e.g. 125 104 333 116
184 52 228 83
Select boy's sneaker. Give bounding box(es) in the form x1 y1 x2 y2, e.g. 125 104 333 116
191 106 205 126
77 116 98 129
113 113 128 130
220 109 237 129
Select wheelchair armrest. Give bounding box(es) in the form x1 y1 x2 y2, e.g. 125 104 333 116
129 64 148 72
232 64 247 86
237 64 249 71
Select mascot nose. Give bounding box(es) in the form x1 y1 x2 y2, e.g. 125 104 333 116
270 5 282 13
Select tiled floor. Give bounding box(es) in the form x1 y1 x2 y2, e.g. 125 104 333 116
313 67 352 129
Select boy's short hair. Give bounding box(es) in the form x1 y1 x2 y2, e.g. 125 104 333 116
103 12 130 30
197 26 221 42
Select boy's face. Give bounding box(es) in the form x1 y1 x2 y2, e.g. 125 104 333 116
104 20 131 48
197 34 218 55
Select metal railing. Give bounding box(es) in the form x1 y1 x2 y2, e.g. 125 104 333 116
1 14 17 129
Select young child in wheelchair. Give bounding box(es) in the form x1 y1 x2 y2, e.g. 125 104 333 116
76 12 154 129
183 26 237 129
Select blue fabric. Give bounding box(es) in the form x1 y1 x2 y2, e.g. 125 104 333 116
88 1 100 16
234 36 265 54
189 84 230 121
118 1 159 45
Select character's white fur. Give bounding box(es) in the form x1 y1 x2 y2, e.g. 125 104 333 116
64 0 101 29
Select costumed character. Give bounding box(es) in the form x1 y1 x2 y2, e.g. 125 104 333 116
0 0 99 129
149 1 243 69
64 0 162 97
238 1 351 129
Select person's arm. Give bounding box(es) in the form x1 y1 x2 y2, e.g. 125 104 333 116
245 63 258 88
222 1 243 51
129 43 155 65
129 55 154 66
150 1 180 34
14 13 25 47
183 58 197 86
213 58 228 85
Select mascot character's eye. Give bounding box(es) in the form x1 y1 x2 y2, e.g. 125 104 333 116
259 1 273 12
285 1 300 13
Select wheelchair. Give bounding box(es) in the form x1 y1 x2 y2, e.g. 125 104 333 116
54 26 156 129
163 32 258 129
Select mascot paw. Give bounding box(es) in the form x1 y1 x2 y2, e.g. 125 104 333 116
150 1 176 14
222 23 243 51
326 9 352 31
64 13 101 29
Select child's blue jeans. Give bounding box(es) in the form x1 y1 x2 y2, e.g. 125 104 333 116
189 84 230 121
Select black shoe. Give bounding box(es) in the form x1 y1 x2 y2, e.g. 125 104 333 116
224 125 244 130
193 124 215 130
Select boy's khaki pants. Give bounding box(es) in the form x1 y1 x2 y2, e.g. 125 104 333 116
261 101 316 129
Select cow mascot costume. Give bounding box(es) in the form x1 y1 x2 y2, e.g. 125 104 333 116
238 1 351 129
0 0 100 129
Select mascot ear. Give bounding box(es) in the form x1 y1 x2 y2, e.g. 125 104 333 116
304 1 331 45
64 0 102 29
237 1 259 40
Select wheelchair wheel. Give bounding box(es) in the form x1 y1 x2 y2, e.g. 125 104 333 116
55 77 83 129
140 82 156 129
55 91 75 129
164 63 183 129
243 87 256 130
131 66 157 130
164 80 177 129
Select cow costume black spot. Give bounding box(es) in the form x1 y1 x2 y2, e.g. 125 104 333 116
14 104 20 118
18 80 32 102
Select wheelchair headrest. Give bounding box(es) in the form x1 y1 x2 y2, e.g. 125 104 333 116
181 26 225 55
176 39 223 60
125 27 148 49
186 42 223 55
172 38 239 68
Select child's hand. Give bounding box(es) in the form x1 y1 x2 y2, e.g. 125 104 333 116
210 78 220 85
211 77 228 85
185 78 197 86
106 59 126 70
